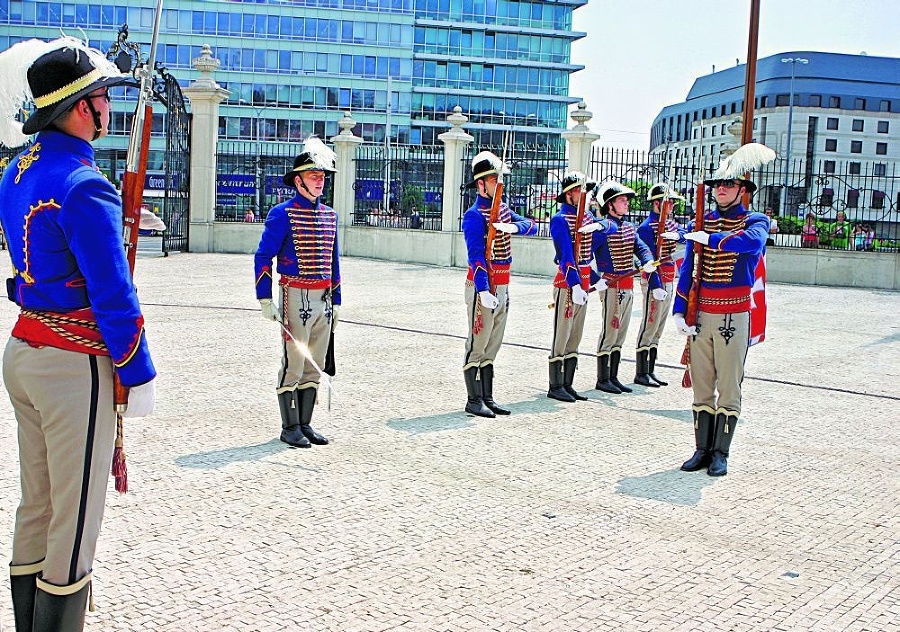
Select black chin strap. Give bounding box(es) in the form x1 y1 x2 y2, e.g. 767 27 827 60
84 98 102 141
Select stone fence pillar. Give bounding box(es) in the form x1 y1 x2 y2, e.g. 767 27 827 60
561 102 601 176
438 106 474 232
182 45 230 253
330 112 363 229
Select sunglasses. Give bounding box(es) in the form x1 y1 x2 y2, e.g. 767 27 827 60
86 91 111 103
713 180 740 189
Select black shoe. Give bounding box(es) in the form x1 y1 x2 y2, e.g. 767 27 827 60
465 399 496 417
648 348 668 386
680 449 710 472
595 355 621 393
610 378 633 393
595 380 621 394
547 386 576 402
707 451 728 476
484 399 511 415
280 425 311 448
564 385 588 401
634 374 659 387
301 425 329 445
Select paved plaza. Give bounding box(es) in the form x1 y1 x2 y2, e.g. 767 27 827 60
0 253 897 631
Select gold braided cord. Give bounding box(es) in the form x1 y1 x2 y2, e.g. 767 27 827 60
33 69 103 108
20 309 108 353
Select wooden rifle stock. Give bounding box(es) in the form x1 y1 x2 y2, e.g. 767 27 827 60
655 198 673 266
484 180 503 294
571 181 589 290
680 183 705 388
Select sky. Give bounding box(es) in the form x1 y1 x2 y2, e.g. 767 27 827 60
570 0 900 150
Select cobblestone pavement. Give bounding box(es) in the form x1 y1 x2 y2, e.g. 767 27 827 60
1 253 897 632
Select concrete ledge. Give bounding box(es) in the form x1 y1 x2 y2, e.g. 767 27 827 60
206 222 900 290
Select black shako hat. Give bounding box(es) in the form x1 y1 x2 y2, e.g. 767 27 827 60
283 137 337 186
22 38 132 135
595 181 636 215
465 150 509 189
556 170 596 204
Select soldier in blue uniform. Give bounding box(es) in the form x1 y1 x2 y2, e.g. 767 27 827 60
255 138 340 448
674 143 774 476
634 183 686 387
591 182 660 394
462 151 537 417
547 171 615 402
0 38 156 631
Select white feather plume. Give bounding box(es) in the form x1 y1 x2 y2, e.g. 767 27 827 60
471 150 509 175
0 36 127 147
712 142 777 180
303 136 336 170
0 39 54 147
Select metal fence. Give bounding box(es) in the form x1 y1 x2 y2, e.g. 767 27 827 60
215 140 334 222
588 147 900 252
459 142 568 236
352 143 445 230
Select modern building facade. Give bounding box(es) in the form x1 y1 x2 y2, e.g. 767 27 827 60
649 51 899 215
0 0 587 153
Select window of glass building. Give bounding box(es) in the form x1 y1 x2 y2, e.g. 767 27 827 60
827 118 839 130
850 141 862 153
852 119 864 132
876 142 888 155
824 139 837 152
877 121 889 134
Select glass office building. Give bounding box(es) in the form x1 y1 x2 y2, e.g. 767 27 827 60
0 0 587 151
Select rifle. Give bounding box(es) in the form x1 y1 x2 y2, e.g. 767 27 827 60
484 129 511 294
112 0 164 493
680 182 705 388
571 176 590 291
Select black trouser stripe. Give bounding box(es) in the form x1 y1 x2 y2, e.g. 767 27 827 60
69 355 99 583
463 295 479 366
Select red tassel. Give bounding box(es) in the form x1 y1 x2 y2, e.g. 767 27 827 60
648 300 656 324
681 368 692 388
611 316 620 330
564 304 573 319
473 308 484 335
680 346 690 366
112 414 128 494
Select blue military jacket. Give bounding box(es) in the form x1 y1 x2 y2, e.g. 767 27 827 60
0 130 155 387
254 193 341 305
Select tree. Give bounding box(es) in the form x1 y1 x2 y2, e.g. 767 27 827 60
400 183 424 214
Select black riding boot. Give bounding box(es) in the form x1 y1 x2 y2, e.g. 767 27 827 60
595 354 621 394
11 564 39 632
609 350 632 393
480 364 510 415
563 357 587 400
708 413 738 476
633 349 658 387
681 410 714 471
648 347 668 386
278 390 310 448
298 387 329 445
547 360 575 402
33 575 90 632
464 366 494 417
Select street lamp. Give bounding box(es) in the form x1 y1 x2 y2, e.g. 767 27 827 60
780 57 808 216
239 98 277 216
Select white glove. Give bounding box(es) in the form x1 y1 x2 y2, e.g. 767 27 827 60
571 285 588 305
260 299 280 322
661 231 680 241
123 379 156 418
577 222 602 234
651 288 668 301
478 290 500 309
673 313 697 336
492 222 518 234
642 261 658 273
592 278 608 292
685 231 711 245
332 304 340 331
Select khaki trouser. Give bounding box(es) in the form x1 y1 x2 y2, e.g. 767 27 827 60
3 338 116 586
549 287 588 362
635 280 675 351
464 284 509 369
596 287 633 356
278 286 334 392
688 310 750 416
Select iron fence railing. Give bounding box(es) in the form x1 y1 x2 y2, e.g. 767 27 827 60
588 147 900 252
215 140 334 222
353 143 445 230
